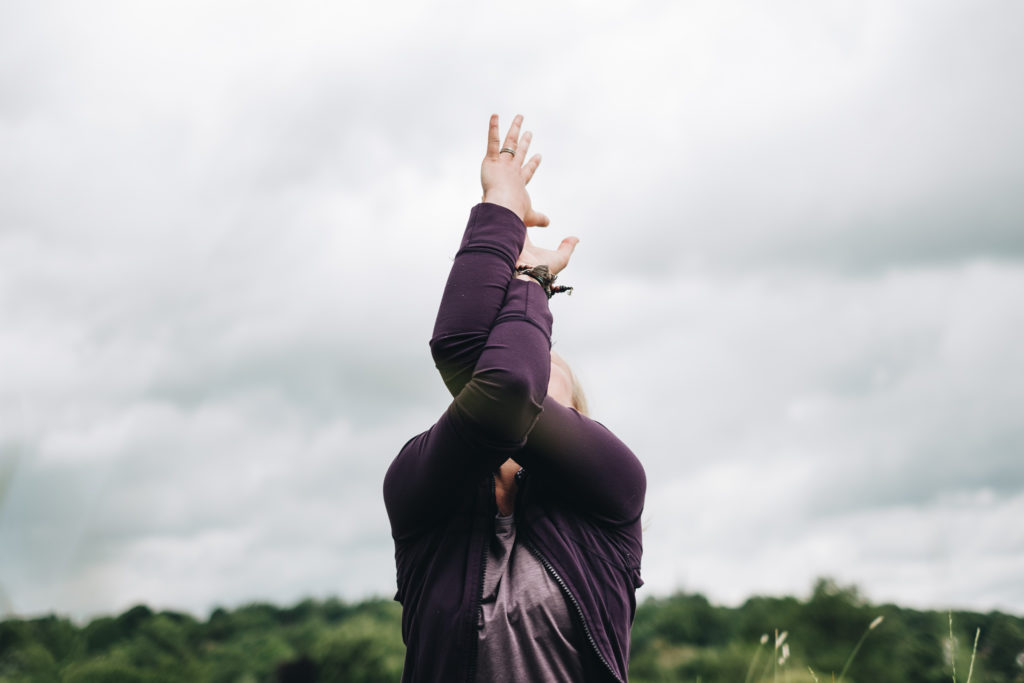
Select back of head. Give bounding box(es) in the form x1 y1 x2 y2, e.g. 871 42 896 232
551 351 589 416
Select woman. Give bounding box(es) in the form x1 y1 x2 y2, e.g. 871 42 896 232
384 114 646 682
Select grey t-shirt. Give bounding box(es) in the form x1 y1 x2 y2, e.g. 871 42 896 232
475 513 586 682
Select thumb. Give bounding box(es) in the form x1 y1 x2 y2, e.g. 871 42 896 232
524 209 550 228
557 236 580 260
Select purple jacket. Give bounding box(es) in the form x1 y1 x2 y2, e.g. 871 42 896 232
384 204 646 682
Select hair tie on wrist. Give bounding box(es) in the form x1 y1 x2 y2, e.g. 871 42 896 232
515 265 574 299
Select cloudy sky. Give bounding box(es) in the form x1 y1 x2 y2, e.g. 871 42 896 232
2 0 1022 621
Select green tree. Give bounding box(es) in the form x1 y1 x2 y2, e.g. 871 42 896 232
62 657 148 683
0 642 60 683
83 617 124 655
735 595 801 642
27 615 81 664
974 611 1024 683
312 614 404 683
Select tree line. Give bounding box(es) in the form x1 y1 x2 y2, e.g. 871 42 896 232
1 579 1021 682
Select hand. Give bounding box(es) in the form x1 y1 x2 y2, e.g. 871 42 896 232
480 114 549 227
517 233 579 277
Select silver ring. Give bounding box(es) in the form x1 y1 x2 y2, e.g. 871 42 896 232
499 147 516 157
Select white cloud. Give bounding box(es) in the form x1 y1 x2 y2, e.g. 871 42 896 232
1 0 1022 619
575 261 1023 611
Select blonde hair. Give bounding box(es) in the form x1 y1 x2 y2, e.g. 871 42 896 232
568 366 589 416
552 351 589 416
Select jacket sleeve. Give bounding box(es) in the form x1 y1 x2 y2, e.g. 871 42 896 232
429 203 527 397
516 401 647 526
384 276 554 539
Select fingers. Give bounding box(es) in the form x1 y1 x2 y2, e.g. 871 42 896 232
488 114 534 163
486 114 501 159
522 153 542 185
524 209 550 228
557 236 579 260
502 114 524 157
516 131 532 167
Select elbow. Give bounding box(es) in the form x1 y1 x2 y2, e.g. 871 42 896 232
429 333 482 395
609 455 648 524
428 335 456 377
629 470 648 522
476 365 547 417
429 329 490 368
428 334 453 367
625 457 647 520
455 367 546 445
481 364 543 401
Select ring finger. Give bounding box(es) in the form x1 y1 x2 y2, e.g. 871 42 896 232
501 114 524 158
516 131 533 168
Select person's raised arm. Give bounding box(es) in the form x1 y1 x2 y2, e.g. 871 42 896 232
386 115 581 537
385 267 556 538
430 114 552 396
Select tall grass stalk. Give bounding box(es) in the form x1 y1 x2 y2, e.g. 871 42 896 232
752 630 787 682
744 634 769 683
774 629 779 682
949 611 957 683
768 630 787 682
836 615 883 683
965 627 980 683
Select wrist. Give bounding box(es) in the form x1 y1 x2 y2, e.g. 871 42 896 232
514 265 574 299
481 193 526 222
516 273 542 286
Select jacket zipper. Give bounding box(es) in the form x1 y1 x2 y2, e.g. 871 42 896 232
524 539 624 683
466 476 496 683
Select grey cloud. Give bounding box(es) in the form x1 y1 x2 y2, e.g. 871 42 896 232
142 339 440 426
534 2 1024 275
0 397 404 616
802 416 1024 515
3 0 1024 618
561 263 1024 519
